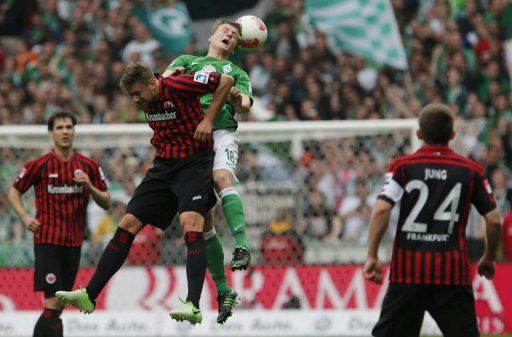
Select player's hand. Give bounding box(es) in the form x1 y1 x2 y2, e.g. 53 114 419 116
227 87 242 108
163 67 184 77
194 119 213 142
73 169 92 189
363 257 383 284
22 214 40 232
477 257 496 280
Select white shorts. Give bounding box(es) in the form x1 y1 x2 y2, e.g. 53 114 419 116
213 129 239 182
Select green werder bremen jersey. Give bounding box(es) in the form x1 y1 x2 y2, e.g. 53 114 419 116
166 55 253 130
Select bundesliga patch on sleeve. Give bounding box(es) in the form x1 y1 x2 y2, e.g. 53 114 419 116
16 167 27 182
193 71 209 84
484 179 493 194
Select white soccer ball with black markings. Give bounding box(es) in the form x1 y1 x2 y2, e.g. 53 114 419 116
236 15 267 51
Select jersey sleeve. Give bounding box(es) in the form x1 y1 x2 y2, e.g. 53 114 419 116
166 72 221 98
166 55 190 73
378 159 405 206
471 168 497 215
234 68 254 106
89 161 108 191
13 158 41 193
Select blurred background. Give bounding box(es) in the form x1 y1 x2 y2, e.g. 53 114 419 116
0 0 512 336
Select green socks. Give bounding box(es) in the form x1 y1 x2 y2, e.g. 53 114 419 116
205 188 248 296
221 193 249 250
205 230 231 296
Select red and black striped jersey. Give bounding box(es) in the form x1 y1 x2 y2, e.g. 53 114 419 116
379 145 496 286
13 150 108 247
144 72 221 159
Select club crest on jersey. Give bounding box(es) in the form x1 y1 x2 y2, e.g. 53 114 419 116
201 65 216 74
222 64 232 73
46 273 56 284
194 71 210 84
163 101 174 109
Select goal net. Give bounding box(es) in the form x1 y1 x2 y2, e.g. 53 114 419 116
0 119 486 336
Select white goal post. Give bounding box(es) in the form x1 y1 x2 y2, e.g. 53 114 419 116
0 119 421 151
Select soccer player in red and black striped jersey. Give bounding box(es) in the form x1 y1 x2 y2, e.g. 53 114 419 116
56 62 234 325
363 104 502 337
8 111 110 337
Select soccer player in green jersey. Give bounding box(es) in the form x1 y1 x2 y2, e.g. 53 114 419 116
163 19 252 324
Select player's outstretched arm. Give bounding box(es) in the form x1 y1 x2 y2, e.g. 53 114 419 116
364 199 393 284
195 74 234 141
7 186 40 232
478 208 502 280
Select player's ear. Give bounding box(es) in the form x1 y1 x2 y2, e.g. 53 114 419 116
416 129 423 140
148 77 158 90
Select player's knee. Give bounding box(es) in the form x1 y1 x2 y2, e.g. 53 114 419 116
118 214 144 235
213 169 233 191
180 212 204 232
203 210 214 232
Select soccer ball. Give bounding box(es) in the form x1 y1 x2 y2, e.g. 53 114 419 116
236 15 267 51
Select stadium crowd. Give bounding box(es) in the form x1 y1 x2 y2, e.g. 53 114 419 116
0 0 512 265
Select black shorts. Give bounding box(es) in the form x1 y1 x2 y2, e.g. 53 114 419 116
373 283 479 337
34 244 81 298
126 150 217 230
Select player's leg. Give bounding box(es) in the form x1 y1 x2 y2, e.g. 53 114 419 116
426 285 479 337
57 176 171 313
203 210 239 324
372 283 427 337
169 211 206 325
204 210 231 295
34 297 63 337
56 214 142 313
85 213 142 298
169 150 216 324
33 244 65 337
44 246 81 337
212 130 250 270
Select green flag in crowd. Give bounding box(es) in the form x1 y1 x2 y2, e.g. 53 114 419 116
305 0 408 70
132 2 193 55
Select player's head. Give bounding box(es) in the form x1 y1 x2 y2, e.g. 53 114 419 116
208 19 242 54
47 111 77 149
120 62 159 110
417 103 455 145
